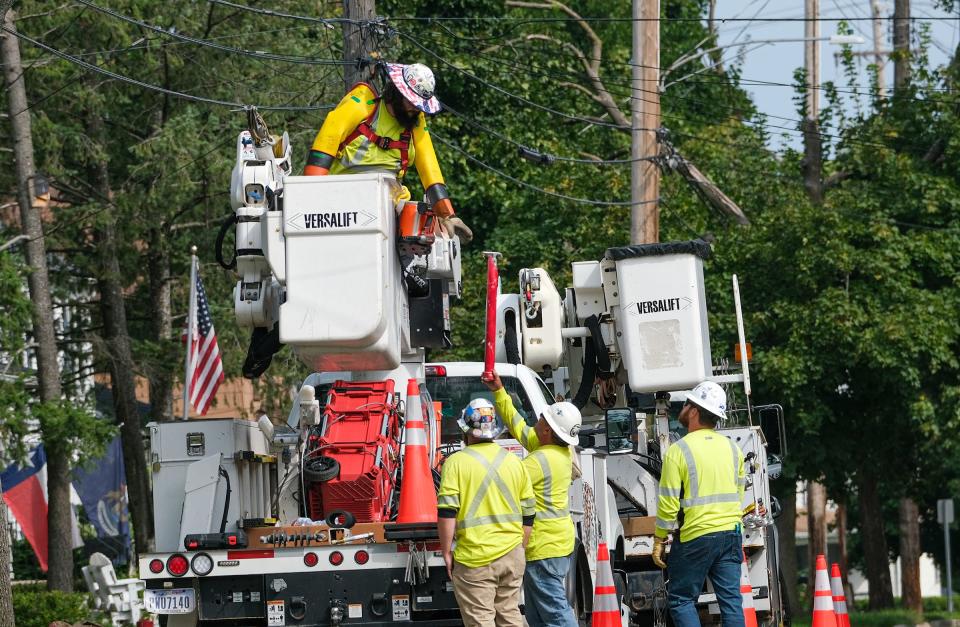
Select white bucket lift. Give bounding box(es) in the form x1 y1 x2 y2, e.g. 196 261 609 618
280 173 406 371
609 245 712 393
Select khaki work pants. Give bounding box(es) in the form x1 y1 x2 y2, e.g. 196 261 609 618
451 543 526 627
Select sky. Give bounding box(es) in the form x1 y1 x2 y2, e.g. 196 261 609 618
710 0 960 150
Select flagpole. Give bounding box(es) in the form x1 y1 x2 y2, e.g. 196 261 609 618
182 246 198 421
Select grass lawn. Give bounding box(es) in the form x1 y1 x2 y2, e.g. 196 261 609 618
791 609 960 627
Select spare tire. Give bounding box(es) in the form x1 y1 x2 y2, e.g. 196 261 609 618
304 455 339 483
326 509 356 529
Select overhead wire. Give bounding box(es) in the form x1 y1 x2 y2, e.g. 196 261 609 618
431 133 647 207
409 30 953 155
439 101 658 165
1 25 337 111
73 0 354 67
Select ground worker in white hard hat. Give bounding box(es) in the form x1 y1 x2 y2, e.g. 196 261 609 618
484 371 581 627
437 398 535 627
653 381 746 627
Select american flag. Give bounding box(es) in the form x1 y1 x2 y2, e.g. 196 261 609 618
185 269 224 415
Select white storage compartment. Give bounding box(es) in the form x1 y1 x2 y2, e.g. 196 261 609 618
608 243 712 393
571 260 606 321
280 173 404 371
149 419 271 552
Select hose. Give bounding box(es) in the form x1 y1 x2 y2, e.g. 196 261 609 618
215 213 238 270
572 334 598 410
584 314 613 378
217 466 232 533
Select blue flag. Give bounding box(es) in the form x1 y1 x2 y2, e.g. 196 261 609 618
73 436 131 563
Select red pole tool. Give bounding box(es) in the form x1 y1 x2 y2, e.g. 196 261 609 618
481 252 501 382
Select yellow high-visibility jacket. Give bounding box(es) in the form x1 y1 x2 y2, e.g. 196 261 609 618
308 83 444 188
437 441 535 568
494 388 575 562
654 429 746 543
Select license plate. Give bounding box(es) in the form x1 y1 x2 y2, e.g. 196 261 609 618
145 588 196 614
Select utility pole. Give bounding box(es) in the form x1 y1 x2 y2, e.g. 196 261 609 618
1 10 73 592
840 3 888 98
631 0 660 244
802 0 824 204
893 0 910 89
872 1 887 96
342 0 376 91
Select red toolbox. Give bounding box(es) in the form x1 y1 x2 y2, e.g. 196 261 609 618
305 381 400 522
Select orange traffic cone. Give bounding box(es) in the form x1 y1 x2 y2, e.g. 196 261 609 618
740 551 759 627
812 555 837 627
831 563 851 627
397 379 438 523
591 542 620 627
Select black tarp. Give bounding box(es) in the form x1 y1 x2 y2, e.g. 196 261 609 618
605 238 712 261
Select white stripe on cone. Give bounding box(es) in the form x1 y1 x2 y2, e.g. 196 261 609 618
812 555 837 627
831 563 851 627
591 542 620 626
740 552 758 627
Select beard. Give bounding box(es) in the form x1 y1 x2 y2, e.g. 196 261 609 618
390 93 420 128
393 103 420 129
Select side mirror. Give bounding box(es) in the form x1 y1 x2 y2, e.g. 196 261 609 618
604 407 635 455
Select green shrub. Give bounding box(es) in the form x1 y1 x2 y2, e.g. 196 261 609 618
12 584 92 627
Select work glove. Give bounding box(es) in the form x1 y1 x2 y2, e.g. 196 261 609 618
393 184 412 204
441 216 473 243
652 536 667 569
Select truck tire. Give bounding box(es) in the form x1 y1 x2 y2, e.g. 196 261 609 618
304 455 339 483
326 509 357 528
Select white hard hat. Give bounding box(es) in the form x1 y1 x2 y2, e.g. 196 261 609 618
387 63 441 114
458 398 503 440
685 381 727 421
542 401 582 446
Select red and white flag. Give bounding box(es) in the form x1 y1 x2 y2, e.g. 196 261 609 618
184 265 224 415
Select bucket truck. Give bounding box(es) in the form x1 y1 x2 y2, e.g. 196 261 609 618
139 124 468 627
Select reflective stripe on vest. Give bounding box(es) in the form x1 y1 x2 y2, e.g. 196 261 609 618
675 437 741 507
457 447 522 530
438 494 460 508
530 450 570 521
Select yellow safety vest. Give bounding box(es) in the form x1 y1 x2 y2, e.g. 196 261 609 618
437 441 535 568
495 388 576 561
654 429 746 543
309 83 445 186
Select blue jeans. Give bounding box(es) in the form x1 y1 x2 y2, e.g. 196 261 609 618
523 553 579 627
668 531 745 627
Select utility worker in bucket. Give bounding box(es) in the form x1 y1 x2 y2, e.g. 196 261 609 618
303 61 472 242
484 371 582 627
437 398 535 627
241 62 470 379
652 381 746 627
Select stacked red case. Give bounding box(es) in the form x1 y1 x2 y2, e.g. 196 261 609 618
305 380 400 523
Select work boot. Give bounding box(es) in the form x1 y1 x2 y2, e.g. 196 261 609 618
243 325 283 379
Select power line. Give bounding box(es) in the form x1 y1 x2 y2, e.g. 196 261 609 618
439 101 658 165
0 24 329 68
2 25 336 111
383 15 960 22
74 0 353 67
431 133 648 206
411 33 952 154
207 0 365 26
